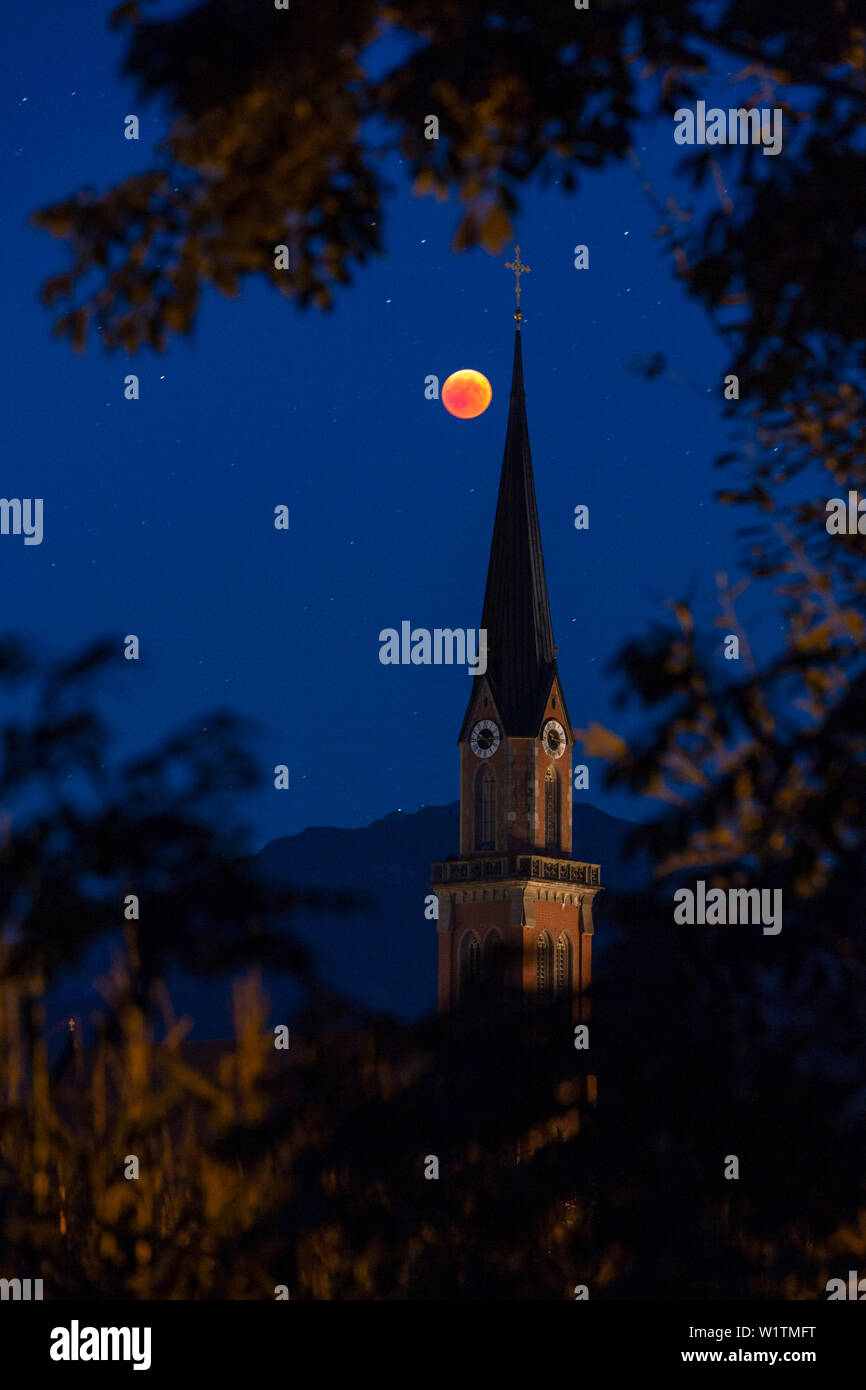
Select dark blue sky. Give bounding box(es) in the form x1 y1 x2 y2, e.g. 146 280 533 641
2 3 754 851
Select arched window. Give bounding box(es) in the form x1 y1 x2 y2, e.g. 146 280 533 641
483 929 505 1003
536 932 553 997
459 932 482 1002
555 933 572 997
544 767 560 849
475 767 496 851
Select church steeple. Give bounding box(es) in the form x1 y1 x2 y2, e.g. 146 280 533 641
473 326 557 736
431 257 602 1019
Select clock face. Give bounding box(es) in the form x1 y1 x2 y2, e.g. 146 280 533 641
542 718 567 759
470 719 501 759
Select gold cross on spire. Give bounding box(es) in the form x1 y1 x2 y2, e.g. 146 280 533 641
505 245 531 321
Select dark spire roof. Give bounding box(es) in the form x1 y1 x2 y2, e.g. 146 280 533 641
474 325 557 735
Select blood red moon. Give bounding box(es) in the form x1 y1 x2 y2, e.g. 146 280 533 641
441 369 493 419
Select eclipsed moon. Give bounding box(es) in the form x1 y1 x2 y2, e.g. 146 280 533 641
441 369 493 419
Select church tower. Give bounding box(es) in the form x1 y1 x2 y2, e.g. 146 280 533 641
431 255 601 1016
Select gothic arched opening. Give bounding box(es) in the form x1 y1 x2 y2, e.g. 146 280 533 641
459 931 482 1002
544 766 560 850
474 765 496 851
555 931 573 997
536 931 553 997
483 928 505 1004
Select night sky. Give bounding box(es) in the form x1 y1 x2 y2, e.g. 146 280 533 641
3 3 749 851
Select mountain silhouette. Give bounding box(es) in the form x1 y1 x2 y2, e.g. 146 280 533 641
48 801 648 1043
250 800 648 1021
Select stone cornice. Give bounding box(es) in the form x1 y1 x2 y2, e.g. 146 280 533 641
431 853 601 889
